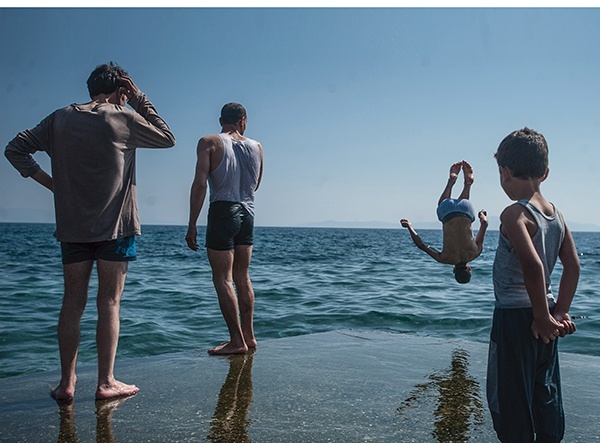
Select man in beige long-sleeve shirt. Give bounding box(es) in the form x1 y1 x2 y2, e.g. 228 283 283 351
5 62 175 402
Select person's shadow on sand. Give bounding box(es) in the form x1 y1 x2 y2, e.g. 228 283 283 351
397 348 485 442
56 396 132 443
207 350 255 443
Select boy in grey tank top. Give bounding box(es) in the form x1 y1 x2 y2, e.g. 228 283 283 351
487 128 580 442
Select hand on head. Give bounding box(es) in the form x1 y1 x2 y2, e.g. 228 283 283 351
118 76 138 100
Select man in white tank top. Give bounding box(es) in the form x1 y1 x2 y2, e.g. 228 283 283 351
186 103 264 355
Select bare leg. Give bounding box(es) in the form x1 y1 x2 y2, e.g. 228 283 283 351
438 161 462 205
233 245 257 348
95 260 138 400
52 260 94 403
458 160 474 200
207 249 248 355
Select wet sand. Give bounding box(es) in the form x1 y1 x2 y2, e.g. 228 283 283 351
0 330 598 442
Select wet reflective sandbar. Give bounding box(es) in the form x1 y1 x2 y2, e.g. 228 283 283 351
0 330 598 442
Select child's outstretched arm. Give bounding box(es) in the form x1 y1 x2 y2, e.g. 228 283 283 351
554 222 580 336
401 219 443 262
500 205 565 344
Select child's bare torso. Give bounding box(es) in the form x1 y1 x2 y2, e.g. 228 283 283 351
439 216 480 264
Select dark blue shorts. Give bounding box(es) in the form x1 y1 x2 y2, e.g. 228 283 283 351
205 201 254 251
61 236 137 265
487 307 564 443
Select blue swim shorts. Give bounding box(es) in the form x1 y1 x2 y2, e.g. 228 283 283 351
436 198 476 223
205 201 254 251
61 236 137 265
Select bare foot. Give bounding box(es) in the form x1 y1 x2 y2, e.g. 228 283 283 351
462 161 474 185
51 385 74 404
95 380 139 400
208 341 248 356
449 162 462 181
243 333 257 349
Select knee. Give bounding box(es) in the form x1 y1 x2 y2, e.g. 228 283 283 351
62 292 88 316
212 272 233 291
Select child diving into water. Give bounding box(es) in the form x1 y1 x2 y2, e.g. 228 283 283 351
401 160 488 284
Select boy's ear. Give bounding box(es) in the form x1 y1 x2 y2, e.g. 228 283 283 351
499 165 512 181
541 168 549 182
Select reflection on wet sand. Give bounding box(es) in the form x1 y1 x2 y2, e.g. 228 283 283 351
56 397 133 443
57 402 77 443
397 348 484 442
207 351 255 443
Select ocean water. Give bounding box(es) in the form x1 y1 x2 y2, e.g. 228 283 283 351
1 223 598 379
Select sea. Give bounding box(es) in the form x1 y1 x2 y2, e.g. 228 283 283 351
1 223 598 379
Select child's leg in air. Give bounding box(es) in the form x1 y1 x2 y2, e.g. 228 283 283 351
438 161 463 205
458 160 474 200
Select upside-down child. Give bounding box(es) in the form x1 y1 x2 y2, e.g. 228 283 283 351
401 160 488 283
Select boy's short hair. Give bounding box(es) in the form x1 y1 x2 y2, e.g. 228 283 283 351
454 266 471 284
494 127 548 179
86 62 127 98
220 102 247 125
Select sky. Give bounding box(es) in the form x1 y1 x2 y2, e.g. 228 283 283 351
1 7 600 230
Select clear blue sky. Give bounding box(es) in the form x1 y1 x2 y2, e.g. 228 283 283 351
1 8 599 229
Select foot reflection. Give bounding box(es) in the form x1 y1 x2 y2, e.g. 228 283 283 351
207 350 255 443
95 396 132 443
57 402 78 443
55 396 133 442
397 348 484 442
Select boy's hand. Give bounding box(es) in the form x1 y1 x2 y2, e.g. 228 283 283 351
531 315 565 344
400 219 411 228
553 311 577 336
478 210 488 227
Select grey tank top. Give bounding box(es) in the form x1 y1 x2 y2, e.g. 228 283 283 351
493 200 565 309
208 133 262 216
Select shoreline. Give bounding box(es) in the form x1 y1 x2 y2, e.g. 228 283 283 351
1 330 598 442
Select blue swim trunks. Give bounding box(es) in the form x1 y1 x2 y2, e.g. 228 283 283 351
61 236 137 265
437 198 476 223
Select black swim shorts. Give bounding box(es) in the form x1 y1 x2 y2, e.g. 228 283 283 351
205 201 254 251
61 236 137 265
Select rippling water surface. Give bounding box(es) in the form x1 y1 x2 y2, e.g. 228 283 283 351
1 223 598 378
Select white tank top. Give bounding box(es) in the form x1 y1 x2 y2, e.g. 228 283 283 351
208 133 262 216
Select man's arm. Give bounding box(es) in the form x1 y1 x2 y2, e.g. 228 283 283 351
501 205 564 343
5 113 54 191
474 209 489 256
185 137 215 251
400 219 443 263
122 76 176 148
31 169 54 192
255 142 264 192
553 222 580 336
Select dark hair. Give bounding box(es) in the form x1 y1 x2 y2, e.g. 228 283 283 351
494 127 548 179
220 102 247 125
454 266 471 284
86 62 127 98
